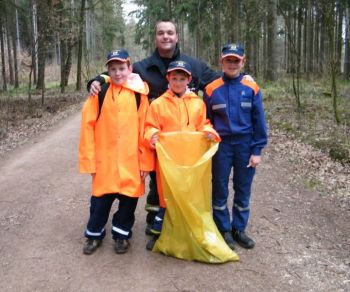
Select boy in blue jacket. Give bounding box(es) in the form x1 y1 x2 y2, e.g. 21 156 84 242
204 43 268 250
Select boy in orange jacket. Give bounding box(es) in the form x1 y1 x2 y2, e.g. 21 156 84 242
79 49 154 255
144 60 220 250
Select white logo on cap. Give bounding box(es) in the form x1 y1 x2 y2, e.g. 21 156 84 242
177 61 185 67
112 50 120 56
230 44 238 51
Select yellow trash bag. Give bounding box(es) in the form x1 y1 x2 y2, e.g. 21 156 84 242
153 132 239 263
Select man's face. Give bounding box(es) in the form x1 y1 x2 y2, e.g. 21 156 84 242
221 56 245 78
166 71 191 95
107 61 131 85
155 21 178 53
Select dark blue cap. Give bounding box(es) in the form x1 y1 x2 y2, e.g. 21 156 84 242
221 43 245 60
167 60 192 75
106 49 130 65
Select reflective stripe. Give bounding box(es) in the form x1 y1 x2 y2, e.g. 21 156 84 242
145 204 160 212
150 229 161 235
234 203 250 212
213 204 226 211
112 226 129 236
155 216 163 222
212 104 226 110
241 101 252 108
86 228 105 236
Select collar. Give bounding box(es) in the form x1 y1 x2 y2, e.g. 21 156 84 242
222 73 243 83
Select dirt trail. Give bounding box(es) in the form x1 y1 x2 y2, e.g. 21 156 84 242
0 112 349 291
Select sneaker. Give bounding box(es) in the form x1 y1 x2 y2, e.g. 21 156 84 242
232 229 255 249
114 239 130 254
83 238 102 255
146 235 159 251
221 231 236 250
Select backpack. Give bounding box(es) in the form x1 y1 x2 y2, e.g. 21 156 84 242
96 83 141 120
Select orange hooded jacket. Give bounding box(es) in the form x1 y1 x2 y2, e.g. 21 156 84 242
144 89 220 207
79 73 154 197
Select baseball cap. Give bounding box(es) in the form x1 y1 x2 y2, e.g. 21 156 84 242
167 60 192 75
221 43 245 60
106 49 130 65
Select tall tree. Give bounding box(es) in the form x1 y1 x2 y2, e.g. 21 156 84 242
265 0 278 80
0 8 7 91
76 0 86 91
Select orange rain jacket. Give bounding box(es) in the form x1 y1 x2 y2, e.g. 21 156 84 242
144 89 220 207
79 73 154 197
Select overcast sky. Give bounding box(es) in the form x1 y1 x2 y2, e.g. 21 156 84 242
122 0 140 21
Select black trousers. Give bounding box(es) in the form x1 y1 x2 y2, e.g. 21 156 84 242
85 193 138 240
146 171 159 224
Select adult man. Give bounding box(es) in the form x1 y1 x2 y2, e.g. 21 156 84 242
88 20 220 235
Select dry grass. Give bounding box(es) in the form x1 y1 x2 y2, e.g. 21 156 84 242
261 76 350 164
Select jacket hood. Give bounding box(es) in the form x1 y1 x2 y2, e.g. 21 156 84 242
163 88 198 100
123 73 149 95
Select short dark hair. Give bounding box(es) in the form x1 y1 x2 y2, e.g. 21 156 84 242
155 19 178 34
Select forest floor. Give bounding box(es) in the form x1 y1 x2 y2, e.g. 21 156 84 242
0 92 349 291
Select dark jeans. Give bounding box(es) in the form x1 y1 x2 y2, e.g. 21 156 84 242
85 193 139 240
212 137 256 232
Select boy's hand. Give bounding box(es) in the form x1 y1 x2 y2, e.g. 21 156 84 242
150 133 159 149
90 81 101 96
140 171 149 180
247 155 261 168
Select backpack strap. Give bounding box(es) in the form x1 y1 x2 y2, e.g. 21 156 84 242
97 83 110 121
135 92 141 110
96 84 141 121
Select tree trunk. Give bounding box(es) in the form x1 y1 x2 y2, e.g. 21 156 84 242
30 0 37 85
213 2 221 69
344 0 350 79
76 0 86 91
14 0 21 53
265 0 278 81
6 26 14 85
336 0 343 73
36 0 49 90
11 23 19 88
306 0 313 78
0 17 7 91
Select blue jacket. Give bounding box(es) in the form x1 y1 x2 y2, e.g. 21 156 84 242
204 74 268 155
88 45 220 101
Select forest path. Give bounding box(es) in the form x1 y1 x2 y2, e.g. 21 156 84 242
0 111 349 291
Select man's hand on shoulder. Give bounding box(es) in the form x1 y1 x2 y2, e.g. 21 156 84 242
242 74 254 82
90 81 101 96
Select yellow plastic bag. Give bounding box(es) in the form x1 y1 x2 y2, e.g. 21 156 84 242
153 132 239 263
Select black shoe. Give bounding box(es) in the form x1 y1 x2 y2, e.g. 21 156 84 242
221 231 236 250
114 239 130 254
146 235 159 251
232 229 255 249
83 238 102 255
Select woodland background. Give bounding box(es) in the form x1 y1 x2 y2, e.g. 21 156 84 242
0 0 349 166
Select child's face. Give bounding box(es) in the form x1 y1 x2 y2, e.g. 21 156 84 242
221 56 245 78
166 71 192 95
107 61 132 85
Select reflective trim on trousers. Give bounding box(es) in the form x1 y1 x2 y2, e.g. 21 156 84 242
145 204 160 212
234 203 250 212
112 226 129 236
85 228 105 237
213 204 227 211
154 216 163 222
